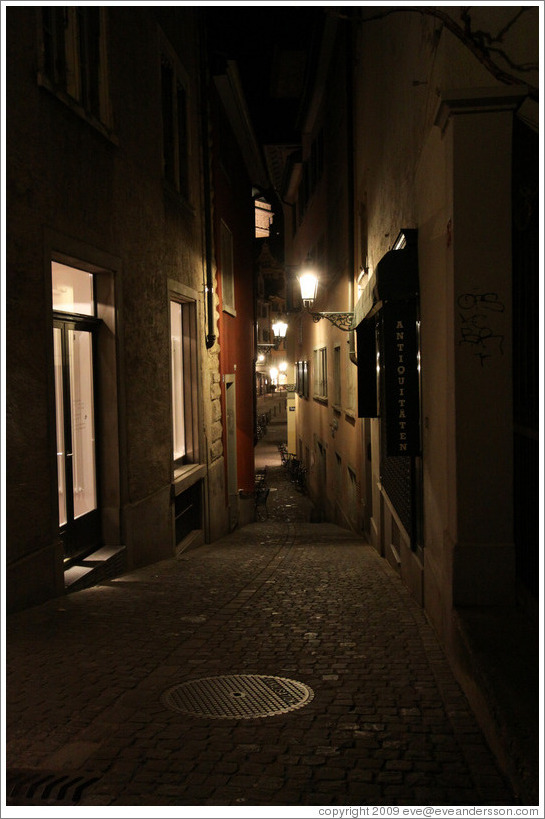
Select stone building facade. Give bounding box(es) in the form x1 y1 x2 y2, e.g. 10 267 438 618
275 5 538 782
6 7 261 610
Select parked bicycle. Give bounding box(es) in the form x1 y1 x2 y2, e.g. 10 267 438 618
278 449 308 494
256 413 270 441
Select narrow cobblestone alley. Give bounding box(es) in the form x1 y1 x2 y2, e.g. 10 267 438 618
5 416 519 811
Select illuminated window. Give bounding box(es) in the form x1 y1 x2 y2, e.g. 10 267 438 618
52 262 94 316
333 345 341 408
170 299 198 465
313 347 327 400
52 262 101 559
255 199 273 238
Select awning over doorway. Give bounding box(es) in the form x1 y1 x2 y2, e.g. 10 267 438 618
353 229 419 327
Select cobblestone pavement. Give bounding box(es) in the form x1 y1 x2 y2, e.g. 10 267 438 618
5 422 518 811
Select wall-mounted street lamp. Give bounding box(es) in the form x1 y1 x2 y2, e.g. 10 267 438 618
298 270 319 309
257 316 289 358
271 318 288 340
297 264 354 332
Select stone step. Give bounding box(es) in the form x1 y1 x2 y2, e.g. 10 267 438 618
64 564 94 588
64 546 127 592
80 545 124 564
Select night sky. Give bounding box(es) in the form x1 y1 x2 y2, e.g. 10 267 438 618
204 6 325 144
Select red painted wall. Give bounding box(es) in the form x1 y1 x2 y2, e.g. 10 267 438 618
211 85 256 495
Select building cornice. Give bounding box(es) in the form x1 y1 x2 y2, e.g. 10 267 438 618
434 85 529 132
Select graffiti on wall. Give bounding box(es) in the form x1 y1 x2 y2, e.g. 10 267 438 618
457 291 505 366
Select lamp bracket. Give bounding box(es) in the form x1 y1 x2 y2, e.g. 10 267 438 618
309 311 355 331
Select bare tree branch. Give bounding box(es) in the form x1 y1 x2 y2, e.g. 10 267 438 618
495 8 531 43
487 47 538 73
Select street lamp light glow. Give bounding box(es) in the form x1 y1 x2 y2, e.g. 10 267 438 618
272 319 288 339
298 270 318 307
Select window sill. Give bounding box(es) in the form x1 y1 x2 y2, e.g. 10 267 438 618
313 395 328 406
37 74 118 145
163 182 195 215
345 411 357 426
172 463 206 496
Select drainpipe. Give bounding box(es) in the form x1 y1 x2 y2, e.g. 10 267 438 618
200 14 216 349
346 13 357 366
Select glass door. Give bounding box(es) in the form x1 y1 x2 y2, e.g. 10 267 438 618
54 318 100 560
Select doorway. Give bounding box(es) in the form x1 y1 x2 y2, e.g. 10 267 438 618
52 262 102 562
53 319 101 560
225 375 238 529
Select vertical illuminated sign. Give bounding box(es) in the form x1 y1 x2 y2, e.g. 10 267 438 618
383 300 420 456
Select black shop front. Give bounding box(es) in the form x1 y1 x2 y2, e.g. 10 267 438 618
354 229 422 551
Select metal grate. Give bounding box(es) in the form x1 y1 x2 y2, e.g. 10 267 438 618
6 769 101 805
162 674 314 719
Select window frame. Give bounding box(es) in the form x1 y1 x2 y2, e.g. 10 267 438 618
38 7 113 135
160 34 191 200
169 293 199 470
332 344 342 409
335 451 343 498
346 342 357 418
313 346 328 401
296 360 309 399
220 219 236 316
347 465 359 527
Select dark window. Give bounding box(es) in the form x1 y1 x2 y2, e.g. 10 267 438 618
297 129 324 225
42 7 67 89
176 81 189 196
161 58 175 183
161 53 190 198
77 7 101 117
174 483 202 544
296 360 309 399
41 7 105 122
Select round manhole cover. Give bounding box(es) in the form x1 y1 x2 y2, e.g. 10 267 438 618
162 674 314 719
